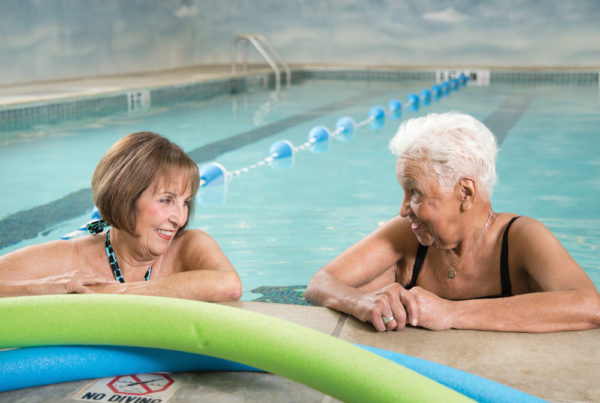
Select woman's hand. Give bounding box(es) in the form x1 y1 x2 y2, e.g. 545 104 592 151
44 271 117 294
359 285 455 331
354 283 414 332
402 286 454 331
87 281 139 294
53 271 104 294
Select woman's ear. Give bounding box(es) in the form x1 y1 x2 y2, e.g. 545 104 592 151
458 177 476 211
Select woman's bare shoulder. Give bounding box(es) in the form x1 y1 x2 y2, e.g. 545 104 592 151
169 229 225 263
172 229 214 249
497 214 550 240
497 213 589 287
374 215 419 256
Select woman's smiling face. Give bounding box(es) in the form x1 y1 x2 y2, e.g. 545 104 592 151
133 173 192 256
397 157 460 249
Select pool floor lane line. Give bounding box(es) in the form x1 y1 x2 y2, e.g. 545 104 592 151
0 188 94 250
483 94 533 145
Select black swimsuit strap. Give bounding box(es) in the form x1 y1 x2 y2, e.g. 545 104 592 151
406 244 428 289
500 216 521 297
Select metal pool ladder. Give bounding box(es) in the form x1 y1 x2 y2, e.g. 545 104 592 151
232 33 291 91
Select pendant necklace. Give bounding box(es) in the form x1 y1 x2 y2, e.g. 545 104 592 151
442 212 494 279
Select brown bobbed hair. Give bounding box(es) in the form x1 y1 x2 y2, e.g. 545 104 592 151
92 132 200 237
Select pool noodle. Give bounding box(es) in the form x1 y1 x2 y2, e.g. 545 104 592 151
359 345 545 403
0 344 544 402
0 345 258 392
0 294 470 403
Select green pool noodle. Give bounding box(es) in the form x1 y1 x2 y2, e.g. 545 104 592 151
0 294 472 402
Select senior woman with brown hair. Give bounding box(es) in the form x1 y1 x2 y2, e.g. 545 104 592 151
0 132 241 301
305 112 600 332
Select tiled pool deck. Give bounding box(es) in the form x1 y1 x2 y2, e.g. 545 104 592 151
1 65 599 402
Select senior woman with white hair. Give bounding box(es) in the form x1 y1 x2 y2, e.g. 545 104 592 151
305 112 600 332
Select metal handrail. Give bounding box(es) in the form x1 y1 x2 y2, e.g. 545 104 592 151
250 33 291 87
232 34 290 90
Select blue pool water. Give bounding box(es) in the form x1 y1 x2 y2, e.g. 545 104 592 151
1 75 598 301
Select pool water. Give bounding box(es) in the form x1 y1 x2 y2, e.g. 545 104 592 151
1 77 598 301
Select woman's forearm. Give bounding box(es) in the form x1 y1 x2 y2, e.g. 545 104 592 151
450 290 600 332
0 272 95 297
89 270 242 302
0 280 36 297
306 271 370 319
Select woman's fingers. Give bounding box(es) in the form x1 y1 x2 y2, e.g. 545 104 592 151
400 287 419 327
370 284 408 331
370 304 389 332
389 290 407 330
66 272 115 294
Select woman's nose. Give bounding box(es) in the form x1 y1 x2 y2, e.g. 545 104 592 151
399 193 411 217
171 204 187 226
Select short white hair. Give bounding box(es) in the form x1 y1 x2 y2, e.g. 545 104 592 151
389 112 498 198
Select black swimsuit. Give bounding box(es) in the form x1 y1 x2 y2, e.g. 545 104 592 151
405 216 521 299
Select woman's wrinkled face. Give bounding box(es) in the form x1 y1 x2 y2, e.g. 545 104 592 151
396 157 459 248
133 173 192 256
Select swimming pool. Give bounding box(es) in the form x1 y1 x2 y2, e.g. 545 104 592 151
1 71 598 301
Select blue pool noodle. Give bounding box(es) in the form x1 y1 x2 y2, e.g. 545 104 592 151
0 345 257 392
0 345 544 402
359 345 545 403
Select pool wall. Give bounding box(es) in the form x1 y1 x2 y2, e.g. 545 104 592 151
2 67 598 133
0 74 271 134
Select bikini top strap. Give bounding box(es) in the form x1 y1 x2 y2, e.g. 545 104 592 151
500 216 521 297
406 244 428 289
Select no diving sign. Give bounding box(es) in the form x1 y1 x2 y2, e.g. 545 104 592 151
108 374 174 395
73 373 186 403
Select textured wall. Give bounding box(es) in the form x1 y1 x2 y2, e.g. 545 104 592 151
1 0 599 85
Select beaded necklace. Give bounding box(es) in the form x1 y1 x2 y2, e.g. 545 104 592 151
104 229 151 283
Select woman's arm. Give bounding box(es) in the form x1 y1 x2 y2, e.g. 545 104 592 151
404 217 600 332
0 241 109 296
89 230 242 302
305 216 416 331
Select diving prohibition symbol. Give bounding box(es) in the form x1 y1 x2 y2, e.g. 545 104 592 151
107 374 174 395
